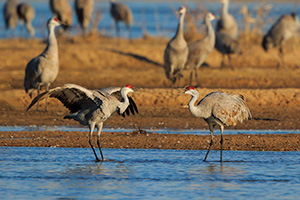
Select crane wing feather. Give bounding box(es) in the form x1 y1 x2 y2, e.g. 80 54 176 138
105 89 139 118
26 84 102 113
211 93 251 126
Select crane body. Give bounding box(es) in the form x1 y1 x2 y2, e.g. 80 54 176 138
27 84 138 162
184 86 251 162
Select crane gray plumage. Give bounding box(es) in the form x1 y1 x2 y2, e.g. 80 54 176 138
49 0 73 31
75 0 94 35
164 6 188 93
215 32 242 69
184 86 251 162
24 17 62 111
216 0 238 39
262 13 300 67
185 12 215 87
26 84 139 162
109 0 133 38
3 0 18 33
17 2 35 37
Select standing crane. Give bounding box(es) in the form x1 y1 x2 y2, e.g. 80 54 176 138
49 0 73 31
216 0 238 39
262 13 300 67
109 0 133 38
3 0 19 34
75 0 94 35
27 84 139 162
185 12 215 87
215 32 242 69
164 6 188 93
17 2 35 37
24 17 63 111
184 86 251 162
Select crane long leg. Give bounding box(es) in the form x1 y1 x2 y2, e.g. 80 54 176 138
88 122 100 161
220 125 224 162
171 79 175 96
195 69 200 87
221 54 226 68
279 46 284 67
96 123 104 161
189 70 193 86
127 25 131 39
177 73 181 88
36 85 41 111
204 125 214 161
115 21 120 37
45 84 49 112
228 54 233 70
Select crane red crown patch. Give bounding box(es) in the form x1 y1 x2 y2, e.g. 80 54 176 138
53 18 59 22
179 7 183 11
125 85 133 89
185 86 194 91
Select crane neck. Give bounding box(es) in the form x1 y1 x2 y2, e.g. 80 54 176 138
221 2 229 16
205 18 215 39
187 91 208 118
118 89 130 114
44 24 58 56
188 92 200 116
26 22 35 37
175 12 186 41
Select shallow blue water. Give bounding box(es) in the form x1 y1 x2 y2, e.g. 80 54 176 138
0 1 300 38
0 147 299 199
1 125 300 135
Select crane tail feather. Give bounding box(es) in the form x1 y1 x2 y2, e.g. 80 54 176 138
129 97 139 114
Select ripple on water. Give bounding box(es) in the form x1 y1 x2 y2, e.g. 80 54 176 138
0 147 299 199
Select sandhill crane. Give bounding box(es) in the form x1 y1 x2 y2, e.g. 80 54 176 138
164 6 188 93
17 2 35 37
184 86 251 162
24 17 63 111
262 13 300 67
27 84 139 162
3 0 19 34
216 0 238 39
109 0 133 38
75 0 94 35
49 0 73 31
185 12 215 87
215 32 242 69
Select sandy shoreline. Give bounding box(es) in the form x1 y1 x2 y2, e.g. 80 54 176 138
1 131 299 151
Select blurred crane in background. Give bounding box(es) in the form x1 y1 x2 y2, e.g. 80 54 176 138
262 13 300 68
3 0 19 35
75 0 94 35
215 32 242 69
216 0 238 39
109 0 133 38
17 2 35 37
24 18 63 111
185 12 215 87
164 6 188 93
49 0 73 31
